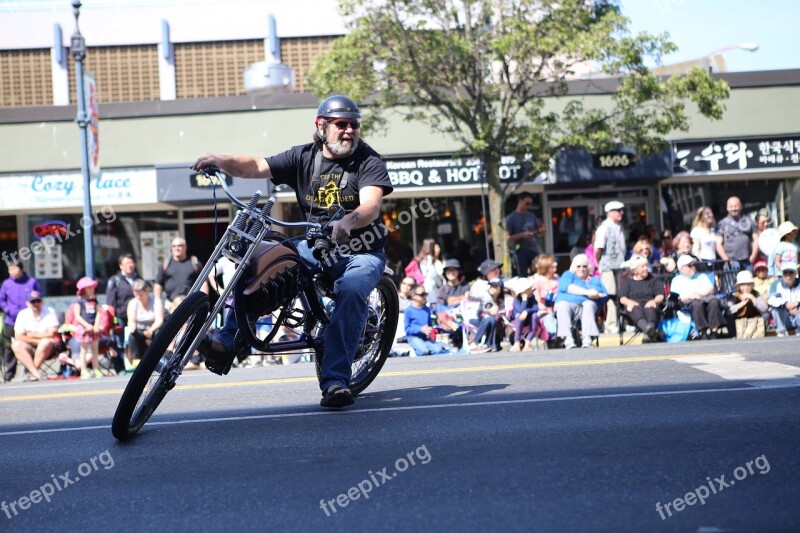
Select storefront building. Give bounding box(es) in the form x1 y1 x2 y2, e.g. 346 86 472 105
1 70 798 294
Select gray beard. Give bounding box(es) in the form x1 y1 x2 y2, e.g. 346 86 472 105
327 137 359 157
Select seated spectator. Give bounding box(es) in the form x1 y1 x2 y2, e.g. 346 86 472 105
726 271 768 338
669 255 724 339
404 284 450 356
71 277 107 379
752 259 775 296
660 231 698 273
11 291 59 381
397 276 416 312
530 254 559 338
466 278 505 353
618 255 664 342
431 259 470 335
126 279 165 365
631 237 658 269
506 277 542 351
554 254 608 349
767 261 800 336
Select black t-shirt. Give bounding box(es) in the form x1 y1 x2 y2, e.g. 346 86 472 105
267 142 393 253
618 274 661 304
155 257 203 300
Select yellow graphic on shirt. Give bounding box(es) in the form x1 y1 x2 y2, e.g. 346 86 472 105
318 180 342 208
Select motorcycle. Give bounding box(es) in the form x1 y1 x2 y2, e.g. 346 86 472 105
112 166 398 441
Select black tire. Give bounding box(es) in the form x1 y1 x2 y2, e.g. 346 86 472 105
315 276 398 396
112 293 209 441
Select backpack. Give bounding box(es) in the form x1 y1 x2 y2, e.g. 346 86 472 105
163 256 201 273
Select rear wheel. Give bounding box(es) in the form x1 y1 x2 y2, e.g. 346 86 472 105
112 293 209 441
315 276 398 396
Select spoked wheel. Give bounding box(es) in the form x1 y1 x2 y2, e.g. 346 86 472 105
315 276 398 396
112 292 210 441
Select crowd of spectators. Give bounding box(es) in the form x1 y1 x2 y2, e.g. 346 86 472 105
393 194 800 356
2 195 799 379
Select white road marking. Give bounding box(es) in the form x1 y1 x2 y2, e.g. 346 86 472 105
0 385 774 437
673 354 800 389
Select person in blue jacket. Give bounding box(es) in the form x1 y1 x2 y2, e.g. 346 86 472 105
404 284 450 356
554 254 608 349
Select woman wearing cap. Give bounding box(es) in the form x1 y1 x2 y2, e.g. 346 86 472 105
553 254 608 349
726 271 768 338
670 255 724 339
690 206 718 261
618 255 664 342
774 221 799 273
71 277 104 378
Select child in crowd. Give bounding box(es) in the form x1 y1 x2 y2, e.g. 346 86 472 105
752 260 775 296
507 277 543 352
404 284 450 356
71 277 105 378
774 221 799 273
467 278 506 353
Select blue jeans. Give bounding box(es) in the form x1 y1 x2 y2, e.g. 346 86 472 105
771 306 800 333
470 316 498 348
406 335 450 356
215 241 385 392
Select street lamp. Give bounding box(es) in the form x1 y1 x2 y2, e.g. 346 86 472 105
704 42 759 73
70 0 95 278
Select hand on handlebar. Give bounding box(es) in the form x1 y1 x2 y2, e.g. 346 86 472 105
191 153 222 173
328 217 353 244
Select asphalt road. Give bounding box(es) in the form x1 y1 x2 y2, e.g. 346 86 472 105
1 337 799 532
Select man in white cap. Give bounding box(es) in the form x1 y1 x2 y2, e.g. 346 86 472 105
767 261 800 336
594 200 626 333
670 255 724 339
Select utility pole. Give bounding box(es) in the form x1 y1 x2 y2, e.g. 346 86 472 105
70 0 95 278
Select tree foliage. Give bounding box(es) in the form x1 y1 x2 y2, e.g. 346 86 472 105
308 0 730 265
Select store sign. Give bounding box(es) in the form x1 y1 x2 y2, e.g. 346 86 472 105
0 168 157 210
674 135 800 172
189 171 233 189
592 152 637 170
385 156 525 188
32 220 69 240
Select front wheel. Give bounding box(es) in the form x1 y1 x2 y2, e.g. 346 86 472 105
315 276 399 396
112 292 210 441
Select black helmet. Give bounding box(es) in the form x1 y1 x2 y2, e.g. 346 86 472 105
316 95 361 119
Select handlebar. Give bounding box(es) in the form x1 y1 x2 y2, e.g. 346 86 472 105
194 165 338 259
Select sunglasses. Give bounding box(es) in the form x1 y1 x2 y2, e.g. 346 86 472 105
327 119 360 130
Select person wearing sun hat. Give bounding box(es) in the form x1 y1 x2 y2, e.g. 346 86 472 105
767 261 800 336
773 221 799 273
726 270 769 338
71 276 105 378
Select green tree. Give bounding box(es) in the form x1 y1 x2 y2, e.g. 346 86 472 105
308 0 729 267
